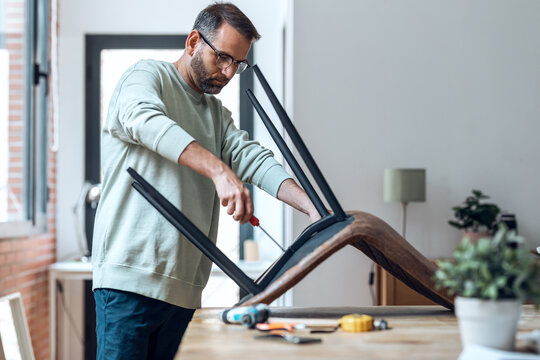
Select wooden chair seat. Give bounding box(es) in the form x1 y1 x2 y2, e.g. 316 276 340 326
241 211 454 310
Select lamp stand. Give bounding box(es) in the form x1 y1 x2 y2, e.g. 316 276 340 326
401 202 408 238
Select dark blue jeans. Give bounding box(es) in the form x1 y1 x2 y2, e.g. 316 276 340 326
94 288 195 360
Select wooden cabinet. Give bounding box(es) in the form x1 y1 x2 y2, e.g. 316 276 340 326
375 265 437 306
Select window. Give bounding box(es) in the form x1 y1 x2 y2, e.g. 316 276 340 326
0 0 49 237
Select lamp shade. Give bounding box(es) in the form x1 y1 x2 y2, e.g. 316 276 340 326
384 169 426 203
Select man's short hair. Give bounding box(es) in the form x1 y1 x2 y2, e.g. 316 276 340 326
193 2 261 42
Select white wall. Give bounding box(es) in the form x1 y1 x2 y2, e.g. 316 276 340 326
288 0 540 306
56 0 288 261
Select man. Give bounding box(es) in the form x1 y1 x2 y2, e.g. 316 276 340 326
92 3 319 359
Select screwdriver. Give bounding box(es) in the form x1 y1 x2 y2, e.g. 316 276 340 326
249 216 286 252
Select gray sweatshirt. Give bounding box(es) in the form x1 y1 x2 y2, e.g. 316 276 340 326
92 60 291 308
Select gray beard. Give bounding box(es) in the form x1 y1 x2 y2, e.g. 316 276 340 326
191 50 226 94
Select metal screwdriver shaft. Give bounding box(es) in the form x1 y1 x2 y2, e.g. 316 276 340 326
249 216 286 252
259 226 286 253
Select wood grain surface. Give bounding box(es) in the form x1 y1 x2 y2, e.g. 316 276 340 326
175 305 540 360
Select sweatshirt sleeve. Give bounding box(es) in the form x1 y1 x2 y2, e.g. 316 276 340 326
220 106 292 197
108 66 194 163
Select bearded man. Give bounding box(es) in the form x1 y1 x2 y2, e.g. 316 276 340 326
91 3 318 359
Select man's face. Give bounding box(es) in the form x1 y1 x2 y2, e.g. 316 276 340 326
191 23 251 94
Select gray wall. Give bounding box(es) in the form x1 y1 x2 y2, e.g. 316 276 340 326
288 0 540 306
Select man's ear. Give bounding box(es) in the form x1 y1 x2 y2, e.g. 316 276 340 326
185 30 202 56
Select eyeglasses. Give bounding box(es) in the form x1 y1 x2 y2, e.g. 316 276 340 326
199 32 250 74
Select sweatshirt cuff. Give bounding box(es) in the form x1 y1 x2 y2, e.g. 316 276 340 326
155 123 195 163
257 163 292 198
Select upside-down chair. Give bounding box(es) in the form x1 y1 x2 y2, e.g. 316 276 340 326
128 66 454 310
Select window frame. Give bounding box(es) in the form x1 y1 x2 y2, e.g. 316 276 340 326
0 0 49 238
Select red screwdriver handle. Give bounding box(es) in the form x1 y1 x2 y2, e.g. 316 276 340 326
249 216 260 227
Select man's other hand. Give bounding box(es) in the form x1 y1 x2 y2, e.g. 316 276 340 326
277 178 321 224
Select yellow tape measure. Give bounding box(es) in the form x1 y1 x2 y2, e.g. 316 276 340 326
339 314 373 332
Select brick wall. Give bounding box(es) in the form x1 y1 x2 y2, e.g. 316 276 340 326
0 1 57 359
0 233 56 359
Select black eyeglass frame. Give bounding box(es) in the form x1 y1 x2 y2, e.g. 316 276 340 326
198 32 251 74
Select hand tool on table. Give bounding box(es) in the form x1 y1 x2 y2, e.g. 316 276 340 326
219 303 270 328
255 314 389 334
256 322 338 333
339 314 389 332
249 215 286 252
254 331 322 345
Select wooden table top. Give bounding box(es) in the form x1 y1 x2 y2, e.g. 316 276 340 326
175 305 540 360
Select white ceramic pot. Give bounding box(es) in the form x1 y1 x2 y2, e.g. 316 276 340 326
455 296 522 351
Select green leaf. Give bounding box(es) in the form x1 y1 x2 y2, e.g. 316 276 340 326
486 284 498 299
495 276 507 288
463 280 476 297
477 238 491 255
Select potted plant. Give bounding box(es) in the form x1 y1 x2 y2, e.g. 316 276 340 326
435 225 540 350
448 189 501 242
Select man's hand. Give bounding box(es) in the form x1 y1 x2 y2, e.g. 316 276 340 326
277 179 321 223
178 141 253 223
211 166 253 224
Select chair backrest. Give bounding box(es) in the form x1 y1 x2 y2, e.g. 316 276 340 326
0 292 35 360
248 65 347 221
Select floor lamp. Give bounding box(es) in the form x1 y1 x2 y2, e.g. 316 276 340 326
371 169 426 305
384 169 426 238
